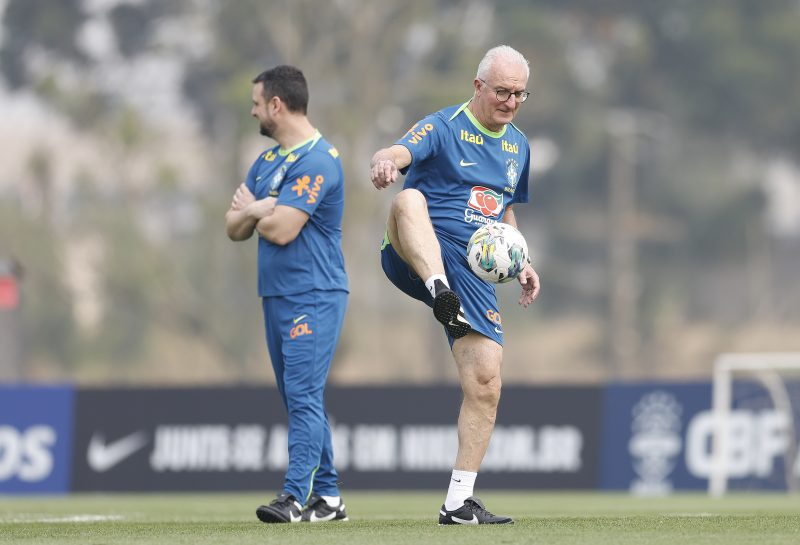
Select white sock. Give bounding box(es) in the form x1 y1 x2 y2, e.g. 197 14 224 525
444 469 477 511
321 495 341 507
425 274 449 298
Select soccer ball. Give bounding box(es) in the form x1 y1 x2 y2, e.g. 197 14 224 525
466 223 529 284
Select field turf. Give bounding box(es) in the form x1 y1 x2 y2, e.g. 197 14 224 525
1 491 799 544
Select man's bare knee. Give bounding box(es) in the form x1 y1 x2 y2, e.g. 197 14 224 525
463 373 502 408
391 188 428 218
387 188 439 271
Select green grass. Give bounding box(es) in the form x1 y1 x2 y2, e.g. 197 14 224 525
1 491 799 544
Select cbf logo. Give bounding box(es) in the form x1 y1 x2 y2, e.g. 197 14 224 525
504 159 518 195
467 186 503 217
628 391 683 495
269 165 287 196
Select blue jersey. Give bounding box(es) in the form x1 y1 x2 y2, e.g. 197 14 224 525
245 130 348 296
396 102 530 249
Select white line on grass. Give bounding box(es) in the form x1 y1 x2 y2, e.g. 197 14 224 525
2 514 124 523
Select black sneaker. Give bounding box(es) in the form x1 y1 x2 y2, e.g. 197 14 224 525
256 493 303 523
432 283 471 339
301 493 349 522
438 496 513 525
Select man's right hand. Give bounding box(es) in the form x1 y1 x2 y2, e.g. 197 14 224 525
248 196 277 219
370 158 399 189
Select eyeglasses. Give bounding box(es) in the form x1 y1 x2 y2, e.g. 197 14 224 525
478 79 530 103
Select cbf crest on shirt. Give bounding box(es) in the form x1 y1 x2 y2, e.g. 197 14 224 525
245 130 348 297
396 102 530 248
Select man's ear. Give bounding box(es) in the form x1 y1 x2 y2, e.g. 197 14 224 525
473 78 483 97
269 95 281 115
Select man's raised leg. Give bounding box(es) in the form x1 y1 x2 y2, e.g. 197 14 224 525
387 189 471 338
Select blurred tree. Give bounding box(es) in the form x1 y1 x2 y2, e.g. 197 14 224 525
2 0 799 383
0 202 77 374
109 3 153 58
0 0 87 88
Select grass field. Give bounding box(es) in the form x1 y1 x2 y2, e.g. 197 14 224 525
1 491 799 544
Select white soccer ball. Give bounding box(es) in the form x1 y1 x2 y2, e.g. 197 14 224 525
466 223 529 284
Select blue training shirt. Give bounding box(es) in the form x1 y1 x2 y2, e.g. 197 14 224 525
396 102 530 249
245 130 348 296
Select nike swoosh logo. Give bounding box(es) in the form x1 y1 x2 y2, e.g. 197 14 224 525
451 478 462 482
256 175 262 180
459 159 477 167
293 314 307 324
290 512 302 523
452 514 479 524
87 431 149 472
309 511 337 522
448 315 470 327
494 327 503 334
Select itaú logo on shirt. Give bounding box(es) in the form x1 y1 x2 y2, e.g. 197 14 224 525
467 186 504 217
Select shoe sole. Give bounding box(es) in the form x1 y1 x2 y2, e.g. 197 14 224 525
438 517 514 525
256 506 294 523
433 290 471 339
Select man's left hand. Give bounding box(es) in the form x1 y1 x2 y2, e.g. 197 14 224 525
517 264 540 308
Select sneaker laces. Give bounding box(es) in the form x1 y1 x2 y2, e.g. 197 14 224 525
305 495 325 509
271 493 297 508
464 497 495 517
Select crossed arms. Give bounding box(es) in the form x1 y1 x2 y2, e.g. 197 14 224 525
225 183 309 246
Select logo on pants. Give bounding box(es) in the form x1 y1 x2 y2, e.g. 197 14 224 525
290 322 313 339
485 309 502 326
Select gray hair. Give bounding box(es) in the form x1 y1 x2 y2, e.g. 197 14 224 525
476 45 530 80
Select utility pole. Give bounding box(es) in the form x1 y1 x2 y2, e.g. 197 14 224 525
607 111 640 379
0 257 23 381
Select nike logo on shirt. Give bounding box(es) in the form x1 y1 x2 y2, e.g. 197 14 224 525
293 314 307 324
459 159 477 167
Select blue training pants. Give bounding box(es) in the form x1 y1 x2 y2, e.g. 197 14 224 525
261 289 347 503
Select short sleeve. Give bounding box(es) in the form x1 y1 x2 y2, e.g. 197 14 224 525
245 156 260 194
278 152 340 215
394 114 445 174
512 140 531 205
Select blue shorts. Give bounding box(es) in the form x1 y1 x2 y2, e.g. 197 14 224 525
380 231 503 346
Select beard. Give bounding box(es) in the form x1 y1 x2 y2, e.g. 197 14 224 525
259 118 276 138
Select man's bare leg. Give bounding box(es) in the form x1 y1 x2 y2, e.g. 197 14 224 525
452 333 503 470
387 189 471 338
439 333 512 523
386 188 443 279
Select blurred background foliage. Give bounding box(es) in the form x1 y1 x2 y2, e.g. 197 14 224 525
0 0 798 385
